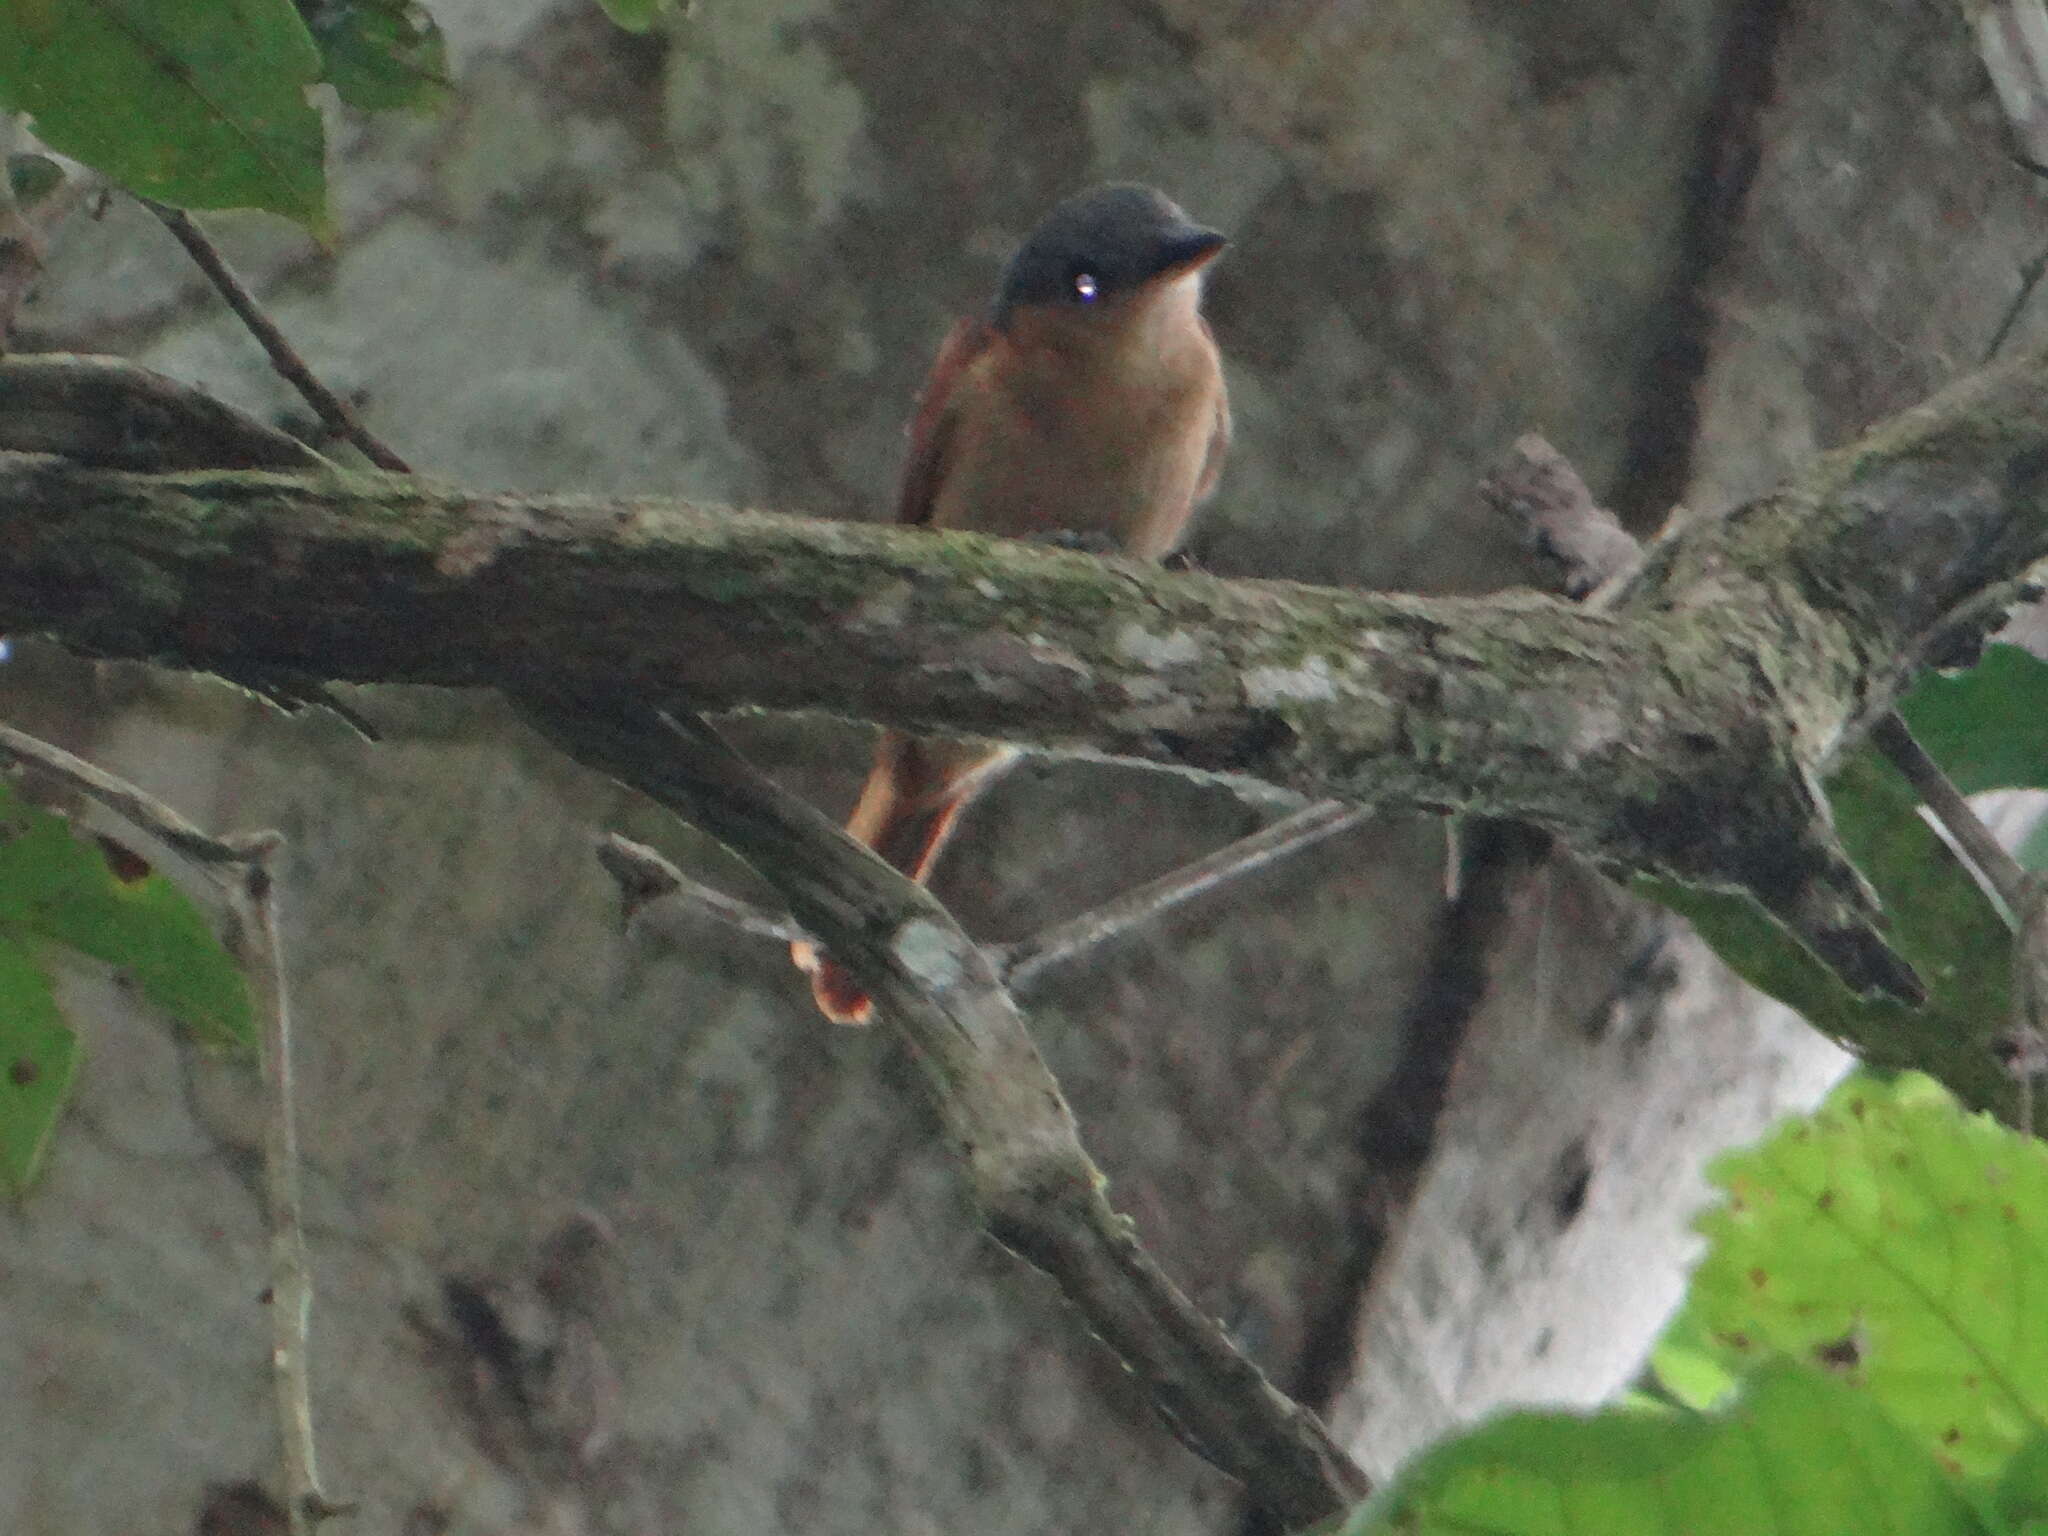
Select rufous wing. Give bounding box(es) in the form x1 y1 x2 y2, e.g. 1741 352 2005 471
1193 321 1231 506
895 315 990 527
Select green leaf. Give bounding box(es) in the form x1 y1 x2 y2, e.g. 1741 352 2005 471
593 0 675 32
1990 1433 2048 1533
301 0 451 114
1636 748 2015 1111
1341 1362 1988 1535
1827 750 2010 1024
0 781 253 1050
0 932 78 1193
1685 1074 2048 1479
0 0 328 226
1648 1303 1740 1412
1898 645 2048 794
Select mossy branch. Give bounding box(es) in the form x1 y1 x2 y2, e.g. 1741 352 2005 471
2 349 2047 998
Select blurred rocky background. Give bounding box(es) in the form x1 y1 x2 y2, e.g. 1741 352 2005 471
3 1 2039 1530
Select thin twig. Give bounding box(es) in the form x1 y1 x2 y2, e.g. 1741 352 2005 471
0 722 246 863
229 837 335 1535
609 799 1370 994
1871 711 2048 1137
994 801 1367 991
1870 711 2035 918
525 696 1369 1527
597 831 804 941
144 202 411 473
0 723 332 1532
1985 245 2048 363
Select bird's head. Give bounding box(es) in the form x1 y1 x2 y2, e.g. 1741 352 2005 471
991 184 1226 330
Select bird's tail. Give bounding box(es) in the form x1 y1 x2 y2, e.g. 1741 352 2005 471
792 731 1016 1024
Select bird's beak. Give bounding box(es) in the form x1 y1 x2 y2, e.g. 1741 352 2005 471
1153 227 1228 279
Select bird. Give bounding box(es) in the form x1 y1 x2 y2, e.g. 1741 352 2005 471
794 182 1231 1024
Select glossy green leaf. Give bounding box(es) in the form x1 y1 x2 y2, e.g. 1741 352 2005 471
1342 1362 1987 1535
0 781 252 1050
0 0 327 226
1636 749 2014 1111
1897 645 2048 794
593 0 675 32
0 931 78 1193
302 0 451 113
1685 1074 2048 1479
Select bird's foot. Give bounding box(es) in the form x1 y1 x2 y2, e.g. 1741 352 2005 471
1025 528 1123 556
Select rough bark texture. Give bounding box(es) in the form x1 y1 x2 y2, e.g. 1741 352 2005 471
3 351 2044 1029
518 704 1369 1527
4 1 2036 1533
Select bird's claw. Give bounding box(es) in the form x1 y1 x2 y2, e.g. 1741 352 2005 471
1026 528 1123 556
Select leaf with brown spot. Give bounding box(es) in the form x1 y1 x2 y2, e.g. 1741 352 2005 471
1680 1074 2048 1479
0 780 251 1049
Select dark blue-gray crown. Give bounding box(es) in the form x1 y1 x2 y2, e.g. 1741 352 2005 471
992 184 1226 323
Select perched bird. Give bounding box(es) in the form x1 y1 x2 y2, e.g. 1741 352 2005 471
795 183 1231 1023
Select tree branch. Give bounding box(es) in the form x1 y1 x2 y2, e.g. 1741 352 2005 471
596 831 805 941
1481 430 2048 1124
992 800 1368 991
1477 432 1643 598
521 699 1370 1528
1484 429 2046 933
0 354 328 471
3 348 2048 998
606 801 1371 997
144 204 412 473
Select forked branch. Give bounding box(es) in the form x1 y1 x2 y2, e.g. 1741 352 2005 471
523 697 1371 1529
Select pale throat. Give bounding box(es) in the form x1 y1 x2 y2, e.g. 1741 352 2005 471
1104 268 1211 364
1012 268 1213 370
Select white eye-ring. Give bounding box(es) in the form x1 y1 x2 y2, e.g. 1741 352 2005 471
1073 272 1099 301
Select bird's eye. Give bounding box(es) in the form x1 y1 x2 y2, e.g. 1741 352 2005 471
1072 272 1099 301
